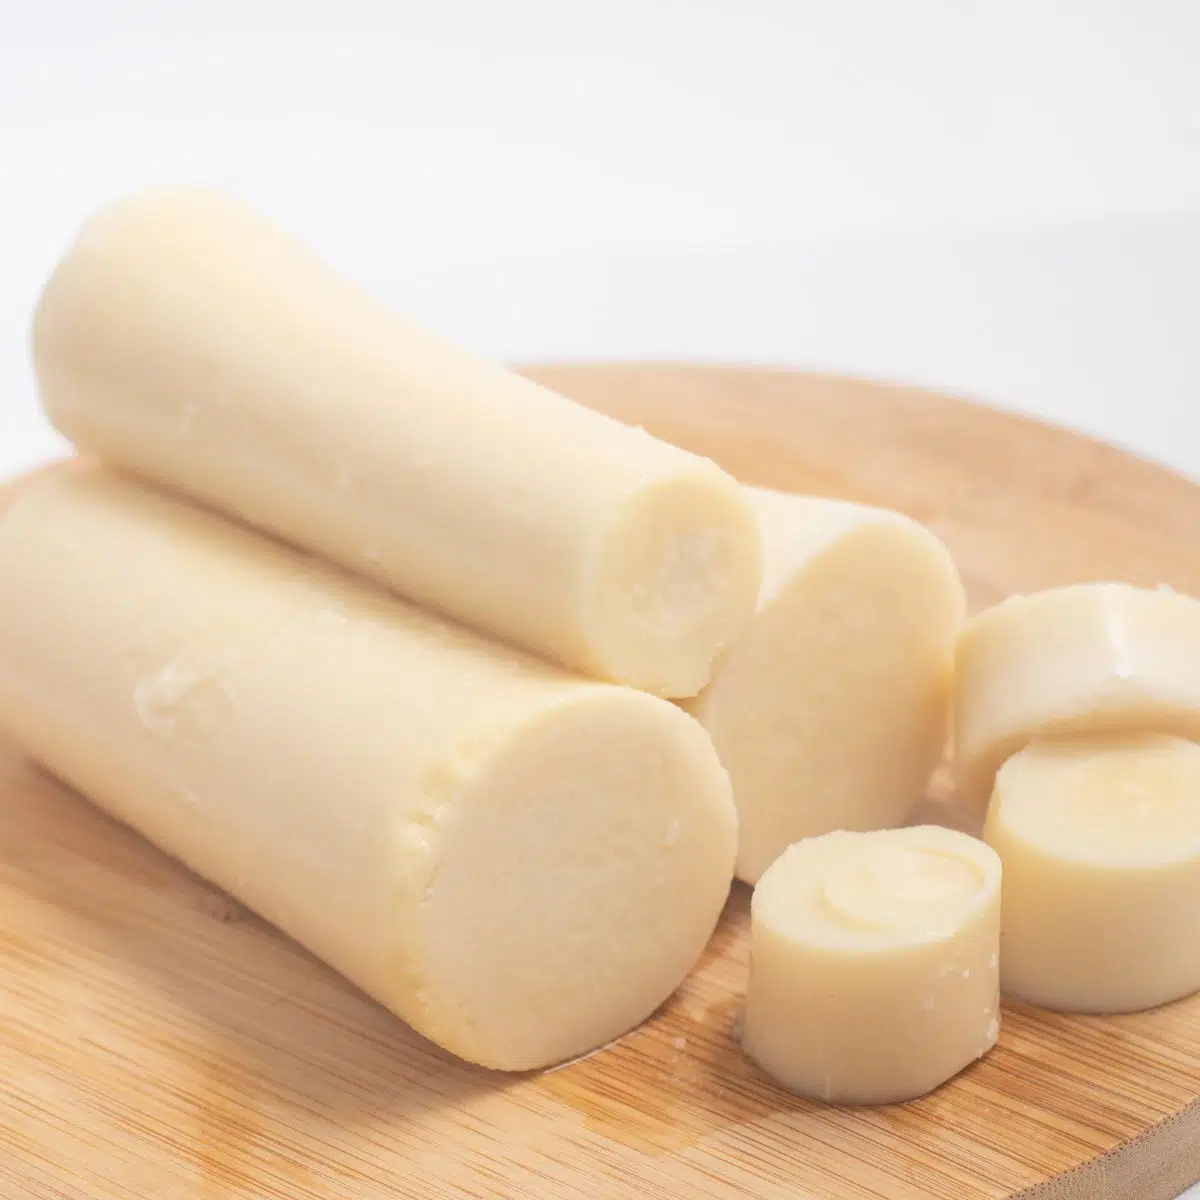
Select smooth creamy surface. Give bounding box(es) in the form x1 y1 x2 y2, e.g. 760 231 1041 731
954 583 1200 822
32 188 762 697
0 468 738 1070
687 488 965 883
986 733 1200 1013
742 825 1000 1104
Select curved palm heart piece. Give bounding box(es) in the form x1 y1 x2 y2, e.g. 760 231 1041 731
4 365 1200 1199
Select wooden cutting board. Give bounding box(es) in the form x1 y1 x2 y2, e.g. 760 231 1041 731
4 365 1200 1200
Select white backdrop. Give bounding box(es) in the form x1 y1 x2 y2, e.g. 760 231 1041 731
2 1 1198 481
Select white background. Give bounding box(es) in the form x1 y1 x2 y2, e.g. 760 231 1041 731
2 4 1200 1190
2 1 1199 482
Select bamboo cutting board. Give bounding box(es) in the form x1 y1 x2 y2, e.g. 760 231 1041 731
4 365 1200 1200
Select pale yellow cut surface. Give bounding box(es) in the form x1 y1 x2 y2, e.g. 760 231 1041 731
0 467 738 1070
954 583 1200 822
688 488 965 883
742 825 1001 1104
986 732 1200 1013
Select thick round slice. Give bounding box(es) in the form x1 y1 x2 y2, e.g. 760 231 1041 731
32 188 761 697
954 583 1200 821
985 733 1200 1013
742 825 1001 1105
0 467 738 1071
687 488 965 883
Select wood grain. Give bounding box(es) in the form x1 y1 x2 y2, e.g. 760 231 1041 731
3 365 1200 1199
